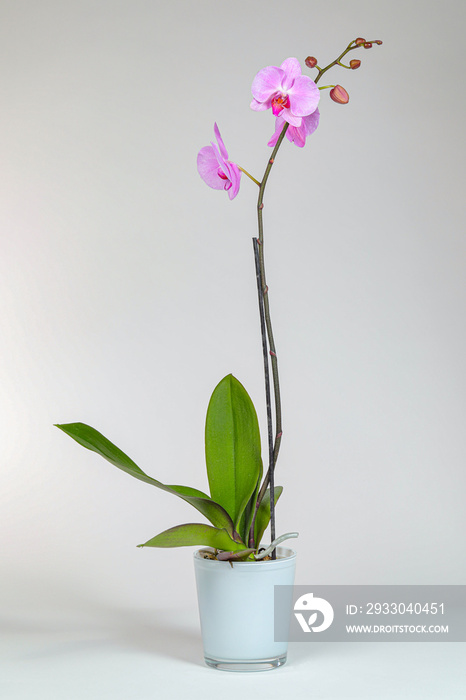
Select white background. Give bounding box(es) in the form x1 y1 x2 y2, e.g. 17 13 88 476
1 1 465 697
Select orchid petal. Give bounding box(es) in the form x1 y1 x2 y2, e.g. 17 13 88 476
267 109 320 149
288 75 320 116
197 146 225 190
280 108 302 127
251 66 285 102
287 110 320 147
291 127 306 148
225 162 241 199
267 119 285 148
279 57 302 89
217 156 241 199
250 96 272 111
214 122 228 160
302 108 320 136
210 139 227 171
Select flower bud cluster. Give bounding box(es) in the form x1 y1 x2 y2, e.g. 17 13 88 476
303 37 383 105
354 37 383 48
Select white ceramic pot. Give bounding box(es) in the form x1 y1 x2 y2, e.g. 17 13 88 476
194 547 296 671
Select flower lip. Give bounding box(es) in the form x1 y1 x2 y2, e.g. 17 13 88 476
272 94 291 116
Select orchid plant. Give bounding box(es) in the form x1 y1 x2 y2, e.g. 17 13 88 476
56 38 381 562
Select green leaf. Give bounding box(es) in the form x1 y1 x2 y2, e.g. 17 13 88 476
238 470 263 546
254 486 283 547
55 422 235 534
137 524 246 550
205 375 262 529
166 484 211 499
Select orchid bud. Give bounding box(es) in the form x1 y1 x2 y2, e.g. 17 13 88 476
364 42 373 49
305 56 318 68
375 40 383 45
350 59 361 70
355 37 365 45
330 85 349 104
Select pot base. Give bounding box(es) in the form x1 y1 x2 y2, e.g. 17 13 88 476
204 653 287 672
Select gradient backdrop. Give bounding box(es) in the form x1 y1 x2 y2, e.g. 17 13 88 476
1 1 465 697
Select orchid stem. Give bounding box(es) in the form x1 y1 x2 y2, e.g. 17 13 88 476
314 41 356 83
249 121 289 559
238 166 261 187
251 237 274 550
314 38 380 84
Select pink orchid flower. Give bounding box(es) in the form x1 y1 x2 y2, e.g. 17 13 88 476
197 123 241 200
267 109 320 149
250 57 320 127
